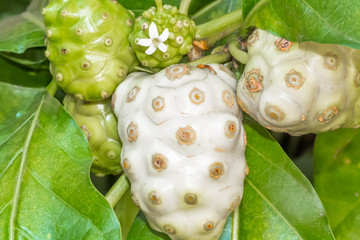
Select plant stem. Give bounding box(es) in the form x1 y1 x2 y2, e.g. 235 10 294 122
155 0 163 11
195 8 243 47
228 40 248 64
188 51 231 66
46 79 58 97
231 207 240 239
105 173 130 208
179 0 192 15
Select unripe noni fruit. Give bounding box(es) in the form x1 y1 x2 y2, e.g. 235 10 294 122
43 0 138 101
236 28 360 135
64 95 122 176
112 63 247 240
129 4 196 68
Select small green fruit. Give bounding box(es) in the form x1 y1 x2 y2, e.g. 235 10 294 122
43 0 139 101
64 95 122 176
129 4 196 68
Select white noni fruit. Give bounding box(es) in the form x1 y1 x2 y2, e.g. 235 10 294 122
236 28 360 135
112 63 248 240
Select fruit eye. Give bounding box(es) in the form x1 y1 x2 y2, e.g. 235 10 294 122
189 88 205 104
245 68 263 93
210 162 224 179
127 122 138 142
176 126 197 145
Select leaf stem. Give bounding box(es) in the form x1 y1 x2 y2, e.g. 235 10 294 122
195 8 243 47
188 51 231 66
46 79 58 97
179 0 192 15
228 40 248 64
105 173 130 208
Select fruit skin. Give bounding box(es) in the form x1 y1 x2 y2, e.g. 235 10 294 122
129 4 196 68
236 29 360 136
43 0 138 101
64 95 122 176
113 63 247 240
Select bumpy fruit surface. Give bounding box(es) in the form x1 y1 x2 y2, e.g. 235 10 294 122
113 63 247 239
64 95 122 176
43 0 138 101
237 29 360 135
129 4 196 68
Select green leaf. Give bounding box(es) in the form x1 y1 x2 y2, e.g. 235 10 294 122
191 0 242 25
241 0 259 20
0 0 47 53
242 0 360 49
314 128 360 239
0 82 120 239
126 211 170 240
0 55 51 87
237 115 335 239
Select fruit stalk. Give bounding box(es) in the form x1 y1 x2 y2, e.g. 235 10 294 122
46 79 58 97
105 174 130 208
188 51 231 66
155 0 163 10
179 0 192 15
195 8 243 48
228 40 248 64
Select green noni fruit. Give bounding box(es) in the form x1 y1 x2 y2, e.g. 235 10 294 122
64 95 122 176
43 0 138 101
129 3 196 68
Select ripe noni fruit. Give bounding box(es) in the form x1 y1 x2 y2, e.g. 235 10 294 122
236 28 360 135
43 0 138 101
112 63 248 239
64 95 122 176
129 3 196 68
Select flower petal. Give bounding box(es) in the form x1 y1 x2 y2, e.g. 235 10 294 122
149 22 159 39
158 28 169 42
145 45 157 55
157 43 168 53
138 38 152 47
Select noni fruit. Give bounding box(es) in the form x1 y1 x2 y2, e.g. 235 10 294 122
64 96 122 176
236 28 360 135
129 3 196 68
112 63 248 239
43 0 138 101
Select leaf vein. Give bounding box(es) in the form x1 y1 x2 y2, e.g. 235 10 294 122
0 148 23 180
245 178 303 240
26 167 101 234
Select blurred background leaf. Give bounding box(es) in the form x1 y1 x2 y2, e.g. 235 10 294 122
0 55 51 87
0 0 48 53
314 128 360 239
191 0 242 25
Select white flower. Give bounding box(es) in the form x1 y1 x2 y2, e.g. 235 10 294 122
138 22 169 55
